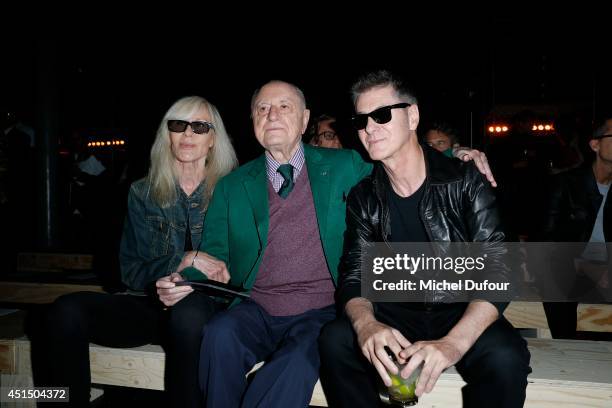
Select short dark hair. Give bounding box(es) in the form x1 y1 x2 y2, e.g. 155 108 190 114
306 114 335 144
425 121 458 145
351 70 418 106
592 116 612 139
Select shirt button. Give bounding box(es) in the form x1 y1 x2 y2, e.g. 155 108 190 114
191 202 199 208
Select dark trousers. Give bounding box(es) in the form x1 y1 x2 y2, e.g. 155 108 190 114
318 304 531 408
38 290 221 407
199 299 336 408
543 302 578 339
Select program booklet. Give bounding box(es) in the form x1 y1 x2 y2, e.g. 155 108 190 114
176 280 250 299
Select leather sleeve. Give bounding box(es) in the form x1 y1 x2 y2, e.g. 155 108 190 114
336 184 376 311
463 164 510 315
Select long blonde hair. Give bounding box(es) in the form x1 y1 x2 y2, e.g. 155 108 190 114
148 96 238 208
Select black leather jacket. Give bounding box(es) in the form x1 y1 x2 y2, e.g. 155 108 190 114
337 145 510 315
542 165 610 242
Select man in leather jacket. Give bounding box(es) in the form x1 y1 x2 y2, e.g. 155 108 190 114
542 117 612 338
319 70 531 408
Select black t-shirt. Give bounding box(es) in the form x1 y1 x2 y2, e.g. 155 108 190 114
184 217 193 251
382 174 449 316
386 174 429 243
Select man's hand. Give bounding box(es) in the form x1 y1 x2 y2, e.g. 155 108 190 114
454 147 497 187
176 250 230 283
156 272 193 306
398 336 466 397
354 319 411 387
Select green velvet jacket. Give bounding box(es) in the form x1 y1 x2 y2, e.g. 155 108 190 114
182 144 372 304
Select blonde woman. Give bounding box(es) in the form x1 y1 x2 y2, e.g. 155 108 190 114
42 96 237 407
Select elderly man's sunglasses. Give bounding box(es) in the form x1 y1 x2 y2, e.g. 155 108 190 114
351 103 410 130
167 119 215 134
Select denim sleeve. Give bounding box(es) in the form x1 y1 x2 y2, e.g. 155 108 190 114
119 186 182 291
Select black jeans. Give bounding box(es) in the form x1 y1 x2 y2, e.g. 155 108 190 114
319 304 531 408
37 290 222 407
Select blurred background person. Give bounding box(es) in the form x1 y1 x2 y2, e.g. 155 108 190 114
423 121 459 157
307 114 343 148
540 115 612 339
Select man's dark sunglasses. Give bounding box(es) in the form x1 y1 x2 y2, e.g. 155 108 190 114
351 103 411 130
593 134 612 140
167 119 215 134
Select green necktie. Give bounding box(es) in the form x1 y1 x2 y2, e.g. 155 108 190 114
277 164 294 199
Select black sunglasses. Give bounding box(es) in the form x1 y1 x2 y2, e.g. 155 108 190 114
593 134 612 140
167 119 215 134
351 103 411 130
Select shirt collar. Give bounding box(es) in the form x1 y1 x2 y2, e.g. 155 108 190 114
265 142 305 184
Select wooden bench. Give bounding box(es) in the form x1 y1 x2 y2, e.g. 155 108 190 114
505 301 612 338
2 302 612 407
2 336 612 407
0 282 105 305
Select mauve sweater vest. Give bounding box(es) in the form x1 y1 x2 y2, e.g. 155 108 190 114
250 166 335 316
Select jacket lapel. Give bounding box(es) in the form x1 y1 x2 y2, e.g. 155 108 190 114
305 145 331 244
243 155 269 250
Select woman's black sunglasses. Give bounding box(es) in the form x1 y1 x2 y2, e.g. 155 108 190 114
167 119 215 134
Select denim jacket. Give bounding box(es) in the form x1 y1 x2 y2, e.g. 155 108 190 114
119 177 207 292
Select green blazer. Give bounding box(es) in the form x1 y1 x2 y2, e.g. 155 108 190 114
184 145 372 299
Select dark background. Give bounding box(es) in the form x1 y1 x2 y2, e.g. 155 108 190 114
1 19 610 283
5 22 609 164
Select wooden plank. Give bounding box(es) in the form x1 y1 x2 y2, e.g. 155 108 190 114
0 282 105 304
578 304 612 332
504 302 612 333
416 379 612 408
525 338 612 386
537 328 553 339
89 344 165 390
505 301 549 330
0 339 15 373
17 253 93 272
14 341 31 377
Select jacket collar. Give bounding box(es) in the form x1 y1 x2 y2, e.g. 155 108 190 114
372 143 463 193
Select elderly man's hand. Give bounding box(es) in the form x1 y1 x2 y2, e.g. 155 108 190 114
354 319 411 387
398 336 465 397
176 250 230 284
156 272 193 307
453 147 497 187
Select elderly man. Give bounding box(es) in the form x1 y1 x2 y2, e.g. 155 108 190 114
157 79 496 407
195 80 372 407
318 70 530 408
